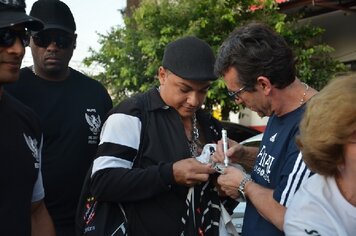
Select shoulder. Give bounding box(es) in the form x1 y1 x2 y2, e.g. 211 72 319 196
1 92 41 132
109 92 147 119
286 174 328 216
69 68 109 91
284 176 337 236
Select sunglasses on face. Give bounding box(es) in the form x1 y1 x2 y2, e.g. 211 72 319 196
31 30 74 49
0 28 30 47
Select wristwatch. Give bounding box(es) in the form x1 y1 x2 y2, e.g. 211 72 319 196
237 173 253 202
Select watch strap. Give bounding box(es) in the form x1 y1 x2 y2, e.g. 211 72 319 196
237 173 253 201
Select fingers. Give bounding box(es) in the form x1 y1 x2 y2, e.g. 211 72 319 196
217 167 244 199
211 140 224 163
212 138 243 164
173 158 215 186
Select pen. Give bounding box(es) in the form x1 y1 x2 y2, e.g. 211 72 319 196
222 129 229 167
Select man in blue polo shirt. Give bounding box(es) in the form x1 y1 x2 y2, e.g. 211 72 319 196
213 23 318 236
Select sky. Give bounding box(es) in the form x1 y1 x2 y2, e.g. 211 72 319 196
22 0 126 74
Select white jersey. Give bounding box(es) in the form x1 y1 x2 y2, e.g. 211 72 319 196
284 174 356 236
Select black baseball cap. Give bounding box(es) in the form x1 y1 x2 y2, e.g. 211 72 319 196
162 36 217 81
30 0 76 33
0 0 43 30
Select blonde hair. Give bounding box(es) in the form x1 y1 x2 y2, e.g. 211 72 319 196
297 74 356 176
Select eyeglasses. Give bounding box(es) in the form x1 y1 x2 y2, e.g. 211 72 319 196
32 30 74 49
227 86 247 100
0 28 30 47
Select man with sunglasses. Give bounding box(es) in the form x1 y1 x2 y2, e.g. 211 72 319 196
5 0 113 235
212 23 318 236
0 0 56 235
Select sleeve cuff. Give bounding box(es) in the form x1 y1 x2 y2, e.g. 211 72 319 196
158 162 175 189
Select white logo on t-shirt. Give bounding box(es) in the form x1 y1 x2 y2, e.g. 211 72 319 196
85 113 101 135
270 133 277 142
23 133 40 168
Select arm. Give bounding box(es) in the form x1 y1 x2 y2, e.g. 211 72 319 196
91 157 214 202
90 109 214 202
217 167 286 230
31 200 55 236
244 181 286 230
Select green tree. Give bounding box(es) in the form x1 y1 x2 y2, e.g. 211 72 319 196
84 0 345 119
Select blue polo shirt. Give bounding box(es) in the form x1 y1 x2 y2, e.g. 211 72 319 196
242 105 312 236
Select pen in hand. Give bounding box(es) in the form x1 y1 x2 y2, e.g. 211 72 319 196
222 129 229 167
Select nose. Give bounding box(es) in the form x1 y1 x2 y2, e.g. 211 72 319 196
187 92 201 107
234 97 244 105
46 41 60 51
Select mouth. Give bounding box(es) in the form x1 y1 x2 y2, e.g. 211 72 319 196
184 107 198 113
3 61 21 70
45 57 60 61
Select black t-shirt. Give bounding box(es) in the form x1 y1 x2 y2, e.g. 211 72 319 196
0 92 42 236
5 67 113 233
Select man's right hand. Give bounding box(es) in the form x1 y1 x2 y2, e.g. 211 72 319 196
212 138 244 164
173 158 215 186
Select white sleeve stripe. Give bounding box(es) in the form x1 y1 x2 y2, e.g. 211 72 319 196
99 113 141 150
92 156 133 177
280 152 307 206
284 160 307 207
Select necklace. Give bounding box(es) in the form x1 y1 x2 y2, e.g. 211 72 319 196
188 113 199 157
299 82 309 106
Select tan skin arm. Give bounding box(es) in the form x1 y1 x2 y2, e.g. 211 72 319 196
31 200 56 236
217 166 286 230
214 139 285 231
244 180 286 230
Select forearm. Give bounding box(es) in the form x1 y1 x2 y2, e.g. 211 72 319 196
245 181 286 231
31 201 55 236
91 163 174 203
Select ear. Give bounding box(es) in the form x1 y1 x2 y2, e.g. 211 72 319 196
158 66 167 85
256 76 272 95
73 34 78 49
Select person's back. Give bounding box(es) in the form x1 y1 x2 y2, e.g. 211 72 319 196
4 0 112 235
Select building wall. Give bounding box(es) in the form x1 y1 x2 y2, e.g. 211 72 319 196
301 9 356 66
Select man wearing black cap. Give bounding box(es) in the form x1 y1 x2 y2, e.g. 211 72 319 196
5 0 113 235
0 0 55 235
83 36 237 236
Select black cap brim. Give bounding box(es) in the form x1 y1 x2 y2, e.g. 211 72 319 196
0 10 44 30
41 24 74 34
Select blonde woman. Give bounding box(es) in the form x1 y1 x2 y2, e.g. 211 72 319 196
284 74 356 235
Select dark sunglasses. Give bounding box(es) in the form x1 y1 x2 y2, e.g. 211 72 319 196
32 30 74 49
0 28 30 47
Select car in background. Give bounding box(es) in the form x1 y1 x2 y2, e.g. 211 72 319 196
230 133 264 234
240 133 264 147
220 120 261 143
